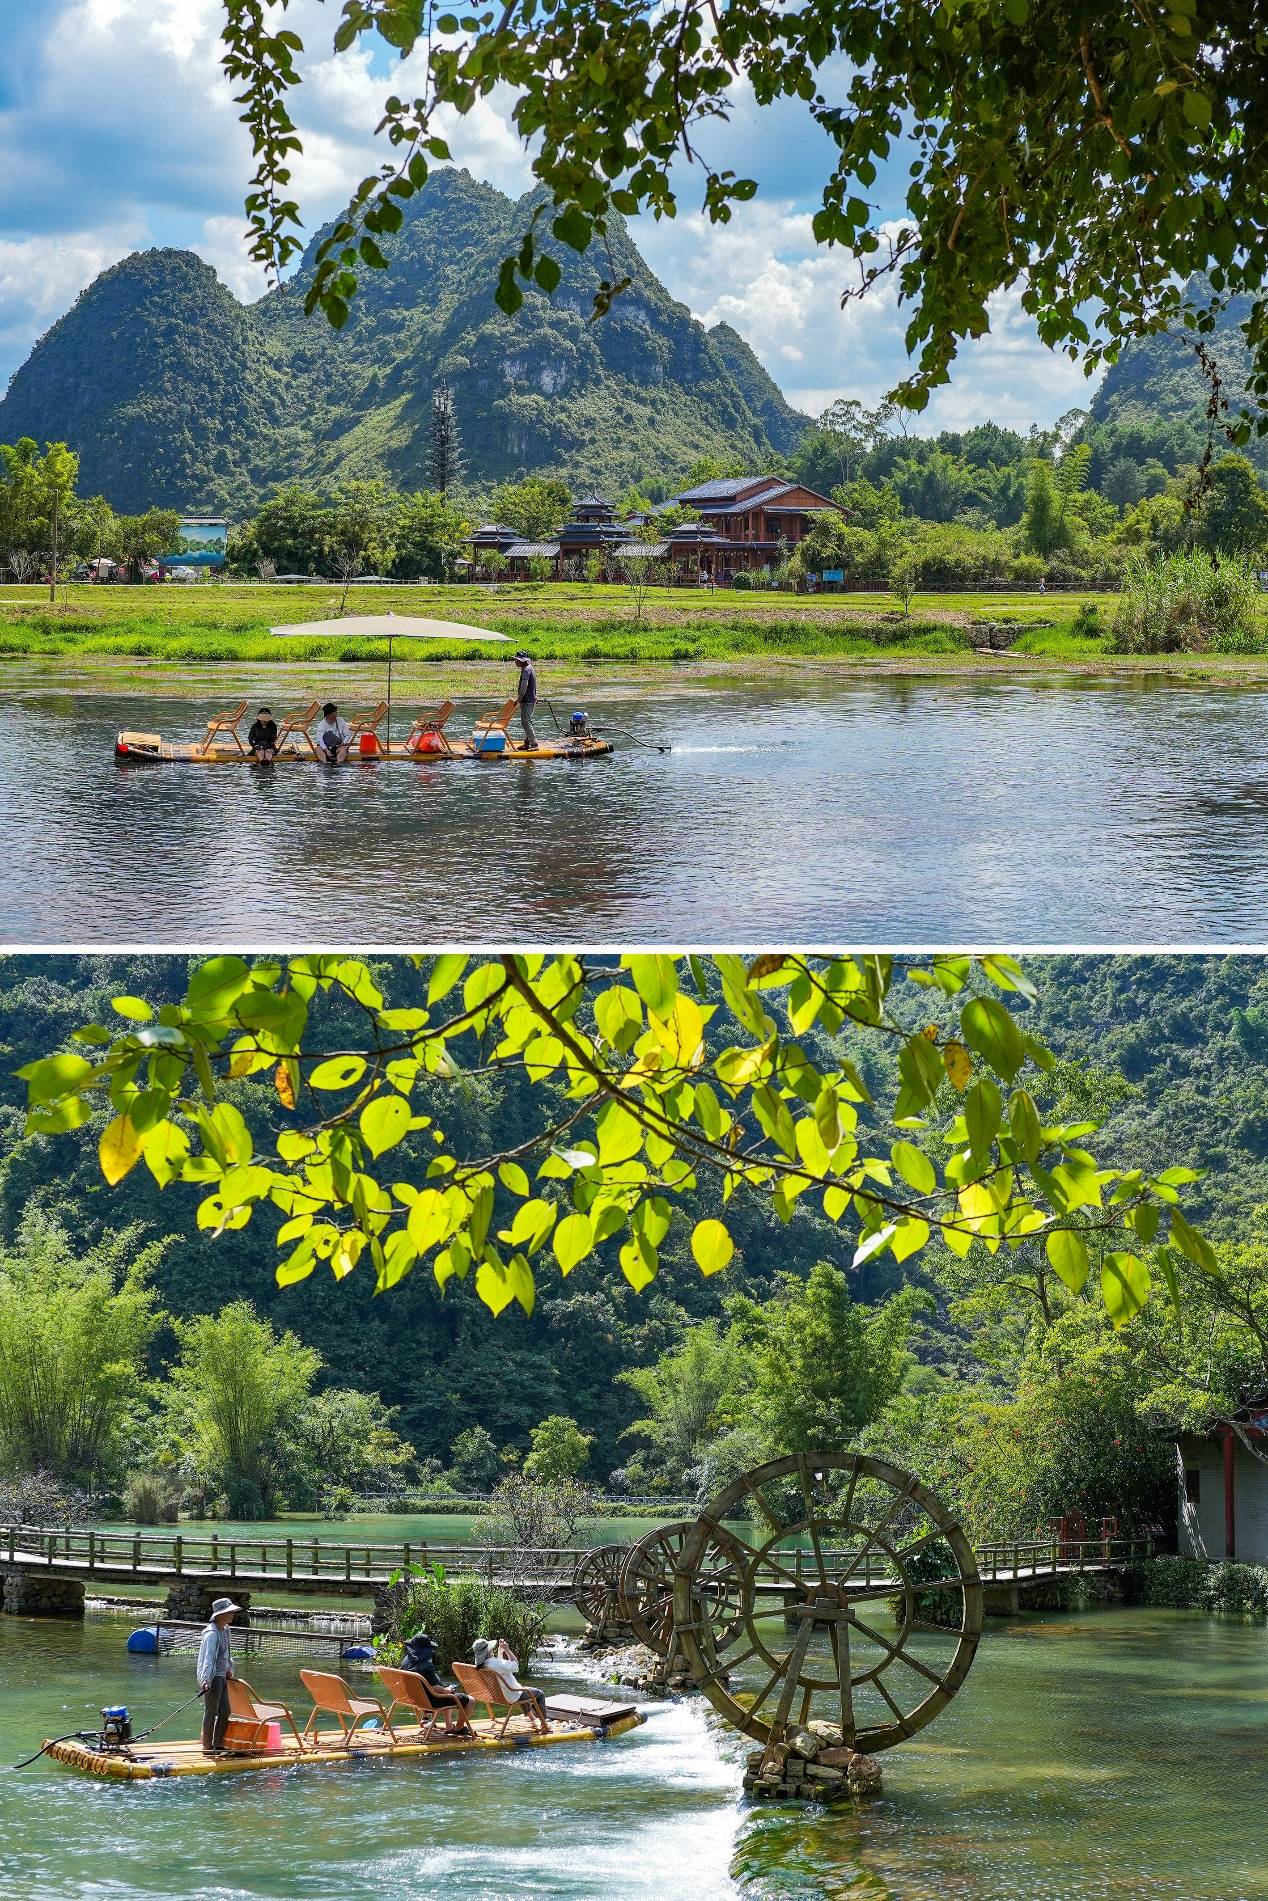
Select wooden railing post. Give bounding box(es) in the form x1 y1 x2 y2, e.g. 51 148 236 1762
286 1538 294 1582
174 1535 183 1575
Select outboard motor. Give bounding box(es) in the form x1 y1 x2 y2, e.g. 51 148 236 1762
100 1706 132 1749
568 710 589 740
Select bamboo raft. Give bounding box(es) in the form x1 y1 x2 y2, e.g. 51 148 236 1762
45 1697 643 1781
114 732 614 764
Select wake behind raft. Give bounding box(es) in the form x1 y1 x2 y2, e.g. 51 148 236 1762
38 1693 644 1781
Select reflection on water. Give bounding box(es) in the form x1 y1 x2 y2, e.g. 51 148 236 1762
8 670 1268 942
4 1607 1268 1899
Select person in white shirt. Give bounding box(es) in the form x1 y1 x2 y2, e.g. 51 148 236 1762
314 702 351 763
196 1595 240 1754
471 1636 550 1732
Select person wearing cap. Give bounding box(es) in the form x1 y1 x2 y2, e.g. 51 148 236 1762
513 653 538 750
471 1635 550 1733
402 1628 473 1733
247 706 278 762
197 1595 240 1754
314 701 351 764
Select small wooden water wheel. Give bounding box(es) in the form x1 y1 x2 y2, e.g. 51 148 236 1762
571 1543 628 1627
672 1451 982 1755
619 1522 692 1653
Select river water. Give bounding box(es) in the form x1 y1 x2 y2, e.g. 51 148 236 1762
2 1606 1266 1900
9 668 1268 944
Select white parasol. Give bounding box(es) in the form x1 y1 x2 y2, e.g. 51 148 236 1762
271 613 511 748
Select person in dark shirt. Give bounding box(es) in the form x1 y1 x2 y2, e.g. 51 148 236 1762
514 652 539 750
247 707 278 762
402 1629 473 1732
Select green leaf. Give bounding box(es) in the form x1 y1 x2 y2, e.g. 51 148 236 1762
552 206 592 252
427 953 468 1003
964 1079 1001 1160
309 1055 368 1090
1046 1228 1089 1294
691 1218 734 1276
627 954 678 1017
1170 1208 1217 1273
891 1139 936 1195
19 1052 95 1106
620 1234 658 1292
111 996 153 1021
498 1161 530 1197
1101 1251 1151 1327
1008 1089 1042 1164
961 996 1026 1080
361 1093 411 1158
187 955 252 1016
553 1211 594 1274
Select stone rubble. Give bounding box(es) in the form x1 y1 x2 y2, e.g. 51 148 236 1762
742 1724 884 1803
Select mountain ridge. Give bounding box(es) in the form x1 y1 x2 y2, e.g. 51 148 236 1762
0 168 807 514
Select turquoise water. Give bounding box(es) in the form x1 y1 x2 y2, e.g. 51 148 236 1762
3 1607 1268 1899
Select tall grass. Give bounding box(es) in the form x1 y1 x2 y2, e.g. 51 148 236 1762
1112 551 1262 654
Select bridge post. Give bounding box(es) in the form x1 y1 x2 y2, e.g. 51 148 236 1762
1 1570 85 1617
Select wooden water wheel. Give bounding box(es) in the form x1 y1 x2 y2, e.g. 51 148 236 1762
571 1543 628 1626
672 1451 982 1754
619 1522 692 1653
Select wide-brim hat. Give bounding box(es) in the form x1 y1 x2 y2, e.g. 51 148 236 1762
472 1637 494 1666
211 1596 242 1617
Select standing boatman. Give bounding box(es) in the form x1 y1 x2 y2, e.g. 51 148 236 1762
197 1594 241 1755
514 651 538 751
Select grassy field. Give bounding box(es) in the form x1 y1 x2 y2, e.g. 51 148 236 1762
2 579 1267 673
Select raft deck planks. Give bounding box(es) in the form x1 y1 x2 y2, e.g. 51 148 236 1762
114 734 614 764
45 1704 643 1780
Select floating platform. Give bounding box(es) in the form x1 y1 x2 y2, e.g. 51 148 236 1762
114 732 614 765
45 1698 643 1781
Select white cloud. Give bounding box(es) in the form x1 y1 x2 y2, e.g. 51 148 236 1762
634 201 1102 430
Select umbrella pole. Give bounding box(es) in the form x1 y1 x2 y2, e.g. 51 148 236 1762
387 637 393 753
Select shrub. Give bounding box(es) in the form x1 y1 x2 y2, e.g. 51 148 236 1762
0 1469 92 1525
1205 1561 1268 1617
731 571 752 590
1070 602 1102 640
1123 1555 1208 1608
122 1473 180 1525
378 1564 549 1673
1112 550 1262 653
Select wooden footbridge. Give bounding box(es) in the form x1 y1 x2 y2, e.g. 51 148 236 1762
0 1519 1153 1621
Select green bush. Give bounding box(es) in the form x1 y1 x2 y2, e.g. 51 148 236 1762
122 1472 180 1525
1112 550 1262 654
1125 1554 1268 1615
730 572 751 590
1205 1560 1268 1617
1070 602 1102 640
378 1564 549 1672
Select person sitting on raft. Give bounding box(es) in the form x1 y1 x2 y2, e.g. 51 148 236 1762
472 1635 550 1732
402 1628 474 1732
196 1594 240 1755
247 706 278 762
314 702 350 764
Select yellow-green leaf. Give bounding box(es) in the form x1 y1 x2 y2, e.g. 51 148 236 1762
691 1218 734 1276
99 1114 142 1185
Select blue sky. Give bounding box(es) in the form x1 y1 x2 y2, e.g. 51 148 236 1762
0 0 1101 431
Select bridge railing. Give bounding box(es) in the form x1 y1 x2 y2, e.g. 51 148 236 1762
0 1523 587 1586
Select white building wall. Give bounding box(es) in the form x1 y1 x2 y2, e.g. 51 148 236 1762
1177 1435 1268 1562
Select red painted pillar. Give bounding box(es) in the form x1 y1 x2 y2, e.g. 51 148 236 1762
1223 1428 1237 1559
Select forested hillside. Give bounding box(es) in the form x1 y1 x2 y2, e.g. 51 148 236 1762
0 953 1261 1489
0 170 805 514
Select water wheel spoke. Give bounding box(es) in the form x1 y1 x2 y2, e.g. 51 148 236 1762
828 1618 857 1746
874 1673 912 1734
893 1526 946 1565
836 1478 918 1586
796 1453 830 1588
741 1476 785 1535
847 1609 944 1688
